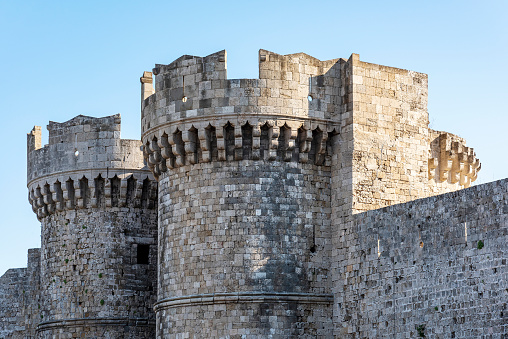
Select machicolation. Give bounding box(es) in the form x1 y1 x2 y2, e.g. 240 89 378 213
0 49 505 339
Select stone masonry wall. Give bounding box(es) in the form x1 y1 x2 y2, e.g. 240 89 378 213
0 248 40 339
0 49 491 338
28 114 143 184
143 50 485 338
155 161 333 337
335 179 508 338
142 49 342 135
37 208 157 338
348 55 479 214
331 54 481 335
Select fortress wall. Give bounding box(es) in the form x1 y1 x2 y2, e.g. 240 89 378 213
143 50 344 338
0 248 40 339
350 55 432 213
335 179 508 338
157 161 331 298
0 268 29 338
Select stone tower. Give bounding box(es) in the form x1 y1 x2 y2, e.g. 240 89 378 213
141 49 481 338
27 114 158 337
142 51 338 337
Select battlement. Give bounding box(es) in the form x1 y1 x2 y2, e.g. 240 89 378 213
141 49 346 137
141 50 352 179
27 114 156 220
28 114 146 183
428 131 480 188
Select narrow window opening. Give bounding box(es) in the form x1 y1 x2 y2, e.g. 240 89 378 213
126 176 136 206
79 177 89 208
173 130 185 165
310 128 323 164
137 244 150 265
66 179 75 209
296 127 305 161
190 127 201 163
206 125 218 162
141 178 150 209
277 125 289 160
54 181 63 209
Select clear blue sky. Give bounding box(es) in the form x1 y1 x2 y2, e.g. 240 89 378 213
0 0 506 275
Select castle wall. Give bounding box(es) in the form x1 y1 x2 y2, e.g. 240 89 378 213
0 268 29 338
142 49 487 338
27 115 158 338
331 54 482 335
0 248 40 339
1 49 492 338
28 115 142 185
335 179 508 338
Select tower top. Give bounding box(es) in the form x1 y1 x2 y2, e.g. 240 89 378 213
27 114 155 220
27 114 146 185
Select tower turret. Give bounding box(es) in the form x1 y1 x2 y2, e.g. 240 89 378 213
27 114 157 337
142 50 340 337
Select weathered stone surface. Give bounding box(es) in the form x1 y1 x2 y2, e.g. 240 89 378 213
335 179 508 338
0 249 40 338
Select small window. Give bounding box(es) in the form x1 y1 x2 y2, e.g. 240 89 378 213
137 244 150 265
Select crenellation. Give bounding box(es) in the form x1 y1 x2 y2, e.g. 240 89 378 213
143 118 338 181
428 131 480 188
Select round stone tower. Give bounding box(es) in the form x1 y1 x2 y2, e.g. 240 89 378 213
141 50 339 337
27 114 157 338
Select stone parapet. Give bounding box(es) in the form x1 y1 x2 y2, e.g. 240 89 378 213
429 131 480 188
142 50 343 132
141 50 346 179
27 114 157 220
335 178 507 337
27 114 146 183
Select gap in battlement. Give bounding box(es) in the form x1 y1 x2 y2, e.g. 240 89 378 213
42 129 49 148
225 50 259 81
